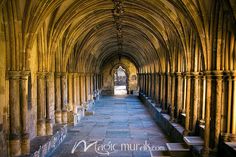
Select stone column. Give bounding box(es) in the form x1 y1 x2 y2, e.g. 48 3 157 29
170 72 176 121
141 74 144 93
167 73 172 110
191 72 200 133
37 72 46 136
163 73 168 112
68 73 73 112
231 71 236 141
76 73 81 105
142 74 145 93
145 74 148 95
199 73 206 125
8 71 21 156
46 72 54 135
72 73 78 125
145 74 148 96
183 72 191 135
212 71 223 147
86 74 91 101
73 73 78 112
61 72 68 124
92 74 96 98
160 73 165 111
80 73 86 105
55 72 62 124
175 72 183 121
155 73 160 104
90 74 94 99
20 71 30 155
149 73 152 97
202 71 212 156
152 73 156 99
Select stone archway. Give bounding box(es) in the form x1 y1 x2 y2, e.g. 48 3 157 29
110 63 131 95
113 66 128 95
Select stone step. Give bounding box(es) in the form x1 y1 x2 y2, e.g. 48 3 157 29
166 143 191 157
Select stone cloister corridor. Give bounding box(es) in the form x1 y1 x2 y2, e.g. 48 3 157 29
0 0 236 157
51 96 171 157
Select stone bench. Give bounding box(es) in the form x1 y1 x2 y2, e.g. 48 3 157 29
166 143 191 157
183 136 204 146
183 136 204 157
20 125 67 157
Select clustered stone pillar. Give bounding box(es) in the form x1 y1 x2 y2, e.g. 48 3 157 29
191 72 200 133
167 72 172 110
183 72 191 135
68 73 74 112
202 71 212 156
61 72 68 123
79 73 86 106
231 72 236 140
170 72 176 121
213 71 223 148
20 71 30 155
8 71 31 156
74 73 79 114
55 72 62 124
46 72 54 135
175 72 183 121
222 71 236 142
155 73 160 104
90 74 94 100
37 72 46 136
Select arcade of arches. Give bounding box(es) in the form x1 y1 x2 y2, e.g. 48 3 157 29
0 0 236 157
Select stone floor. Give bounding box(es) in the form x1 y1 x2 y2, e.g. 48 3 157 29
51 96 172 157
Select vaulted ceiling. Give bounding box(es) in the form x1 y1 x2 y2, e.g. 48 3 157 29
2 0 236 73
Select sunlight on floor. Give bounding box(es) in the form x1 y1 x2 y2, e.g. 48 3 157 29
114 85 127 95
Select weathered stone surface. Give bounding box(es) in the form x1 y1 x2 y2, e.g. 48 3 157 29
51 96 170 157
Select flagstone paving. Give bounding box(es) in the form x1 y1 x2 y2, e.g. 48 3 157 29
51 96 172 157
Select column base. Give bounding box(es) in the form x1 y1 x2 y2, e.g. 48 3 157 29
10 138 21 156
46 119 53 135
62 110 68 124
55 111 62 124
37 120 46 136
21 134 30 155
221 133 236 142
169 118 175 123
201 147 210 157
183 129 190 136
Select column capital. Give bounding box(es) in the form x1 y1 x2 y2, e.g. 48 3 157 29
61 72 67 79
54 72 62 78
45 72 54 80
212 70 224 79
203 71 213 79
67 72 74 78
37 72 48 79
73 73 79 78
183 71 192 78
78 72 86 76
170 72 175 77
8 71 22 80
175 72 182 77
191 72 200 78
203 70 224 79
21 71 31 79
230 71 236 79
224 71 236 80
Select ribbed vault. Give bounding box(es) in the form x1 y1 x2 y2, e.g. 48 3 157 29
1 0 236 156
2 0 222 73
